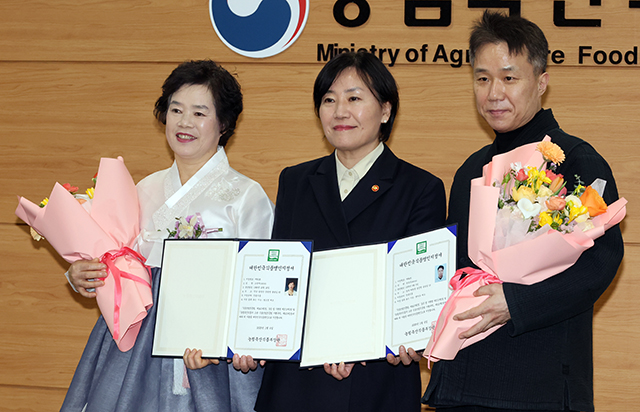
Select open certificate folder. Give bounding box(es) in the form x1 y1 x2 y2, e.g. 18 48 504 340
300 225 456 368
152 239 312 361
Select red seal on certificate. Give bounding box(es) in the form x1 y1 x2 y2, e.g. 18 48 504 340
371 184 379 192
276 334 288 347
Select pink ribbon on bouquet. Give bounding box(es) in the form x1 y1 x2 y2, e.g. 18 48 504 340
425 268 503 365
99 247 152 342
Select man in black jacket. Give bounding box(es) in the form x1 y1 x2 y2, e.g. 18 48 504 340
422 11 624 412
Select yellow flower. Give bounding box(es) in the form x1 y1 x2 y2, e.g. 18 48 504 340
86 187 95 199
526 168 538 187
539 170 552 185
538 211 553 227
567 200 589 222
526 168 551 191
537 141 565 164
552 213 564 226
512 186 537 203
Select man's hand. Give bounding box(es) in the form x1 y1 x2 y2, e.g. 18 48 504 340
454 283 511 339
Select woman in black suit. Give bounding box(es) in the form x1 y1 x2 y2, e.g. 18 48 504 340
254 51 446 412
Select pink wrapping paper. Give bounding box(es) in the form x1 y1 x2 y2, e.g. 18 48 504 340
425 137 627 363
15 157 152 352
425 268 503 366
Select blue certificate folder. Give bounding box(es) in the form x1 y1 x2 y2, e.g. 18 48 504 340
299 225 456 368
152 239 312 362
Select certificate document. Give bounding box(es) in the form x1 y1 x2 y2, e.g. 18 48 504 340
300 225 455 367
152 239 312 361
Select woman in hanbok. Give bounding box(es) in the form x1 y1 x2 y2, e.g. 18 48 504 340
61 60 274 412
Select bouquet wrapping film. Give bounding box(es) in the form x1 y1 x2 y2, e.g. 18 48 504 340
425 136 627 363
15 157 152 351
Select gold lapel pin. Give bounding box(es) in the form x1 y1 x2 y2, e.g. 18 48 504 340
371 185 380 192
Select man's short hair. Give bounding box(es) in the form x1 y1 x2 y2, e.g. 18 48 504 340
469 11 548 75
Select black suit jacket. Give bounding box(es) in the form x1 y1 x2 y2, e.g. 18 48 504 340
255 144 446 412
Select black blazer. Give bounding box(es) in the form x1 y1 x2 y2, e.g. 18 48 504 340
256 144 446 412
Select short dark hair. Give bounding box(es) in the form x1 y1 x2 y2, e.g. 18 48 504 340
313 52 399 143
154 60 243 147
469 11 548 75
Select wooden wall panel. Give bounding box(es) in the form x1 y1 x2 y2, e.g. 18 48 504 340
0 386 67 412
0 0 637 410
0 224 99 389
593 245 640 408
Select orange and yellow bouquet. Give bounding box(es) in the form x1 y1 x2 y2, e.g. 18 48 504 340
425 136 626 364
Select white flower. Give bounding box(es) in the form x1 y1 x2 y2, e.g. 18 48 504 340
516 198 541 219
510 162 523 173
575 212 590 223
577 220 595 231
177 216 197 238
565 195 582 207
168 213 206 239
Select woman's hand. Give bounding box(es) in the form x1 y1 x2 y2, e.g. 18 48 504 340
67 258 106 298
183 348 219 370
385 345 422 366
323 361 366 380
231 354 266 373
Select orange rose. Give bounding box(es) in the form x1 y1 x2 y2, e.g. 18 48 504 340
546 196 566 211
580 186 608 217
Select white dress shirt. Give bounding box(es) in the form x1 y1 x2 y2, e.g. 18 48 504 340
335 142 384 201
